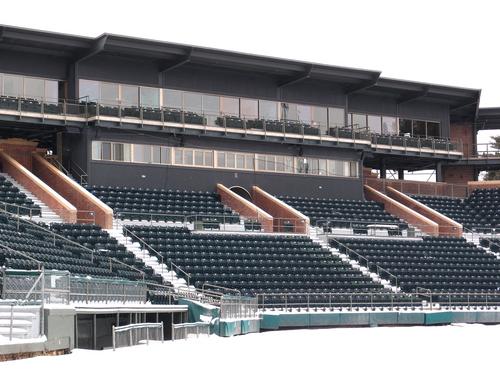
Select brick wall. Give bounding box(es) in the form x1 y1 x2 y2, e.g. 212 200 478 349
0 139 39 169
364 177 469 198
450 122 474 157
217 184 273 232
468 180 500 191
0 150 77 223
386 187 462 237
441 165 476 185
364 185 439 236
252 186 309 234
31 153 114 228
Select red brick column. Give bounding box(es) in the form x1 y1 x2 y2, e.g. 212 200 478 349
0 150 77 223
217 184 273 232
364 185 439 236
252 186 310 234
386 187 462 237
31 153 114 229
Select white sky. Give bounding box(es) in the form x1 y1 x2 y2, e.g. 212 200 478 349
0 0 498 179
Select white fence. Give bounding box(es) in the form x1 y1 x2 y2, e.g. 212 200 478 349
112 322 164 350
171 322 210 341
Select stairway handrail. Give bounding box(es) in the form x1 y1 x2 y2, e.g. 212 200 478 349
325 233 399 288
0 208 145 279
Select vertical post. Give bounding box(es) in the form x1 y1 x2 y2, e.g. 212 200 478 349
161 321 164 343
112 325 116 351
93 314 97 350
146 326 150 345
129 327 133 347
9 303 14 341
41 270 45 338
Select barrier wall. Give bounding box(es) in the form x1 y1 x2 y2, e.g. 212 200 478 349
364 185 439 236
32 153 113 228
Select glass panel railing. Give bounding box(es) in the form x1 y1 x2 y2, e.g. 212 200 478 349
0 95 463 155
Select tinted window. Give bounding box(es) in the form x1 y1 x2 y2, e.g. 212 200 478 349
282 103 297 121
382 116 397 135
241 99 258 119
427 122 440 137
368 115 381 134
352 113 367 130
399 119 412 135
101 82 119 105
122 85 139 106
328 107 345 128
259 100 278 120
413 120 426 137
221 97 239 116
24 77 44 100
163 89 183 109
45 80 58 103
297 105 311 124
3 75 22 97
312 106 327 131
101 142 111 161
140 87 159 108
184 92 202 113
79 80 99 102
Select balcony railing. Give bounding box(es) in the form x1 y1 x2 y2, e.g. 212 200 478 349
0 95 462 156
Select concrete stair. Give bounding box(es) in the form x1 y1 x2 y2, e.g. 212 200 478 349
309 226 399 293
106 222 196 292
0 172 63 225
0 308 37 340
463 231 500 260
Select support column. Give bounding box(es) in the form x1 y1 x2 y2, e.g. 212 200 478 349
397 169 404 180
436 162 443 182
379 160 387 179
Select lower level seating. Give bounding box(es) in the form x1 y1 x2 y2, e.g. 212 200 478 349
333 237 500 300
480 238 500 253
124 226 416 306
51 223 163 284
0 213 148 282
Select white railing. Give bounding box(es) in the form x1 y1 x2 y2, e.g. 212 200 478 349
112 322 164 350
171 322 210 341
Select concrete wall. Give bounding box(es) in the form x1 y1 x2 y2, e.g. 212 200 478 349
217 184 273 232
364 185 439 236
44 306 76 351
31 153 113 228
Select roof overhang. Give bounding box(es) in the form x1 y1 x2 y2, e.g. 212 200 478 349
0 24 484 117
476 107 500 130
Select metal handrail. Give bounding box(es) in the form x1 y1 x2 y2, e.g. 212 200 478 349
0 200 41 221
257 291 500 311
1 96 462 156
462 225 500 251
122 226 192 285
69 160 89 185
327 235 399 288
45 155 71 176
202 282 241 296
122 226 165 273
0 244 44 271
170 261 191 287
0 208 145 279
